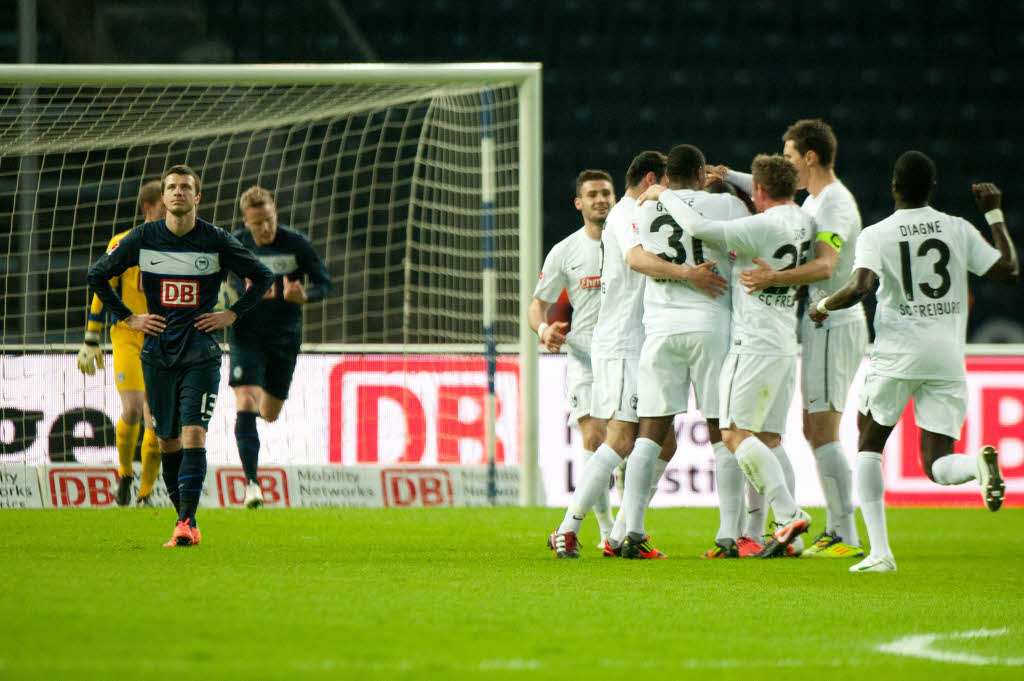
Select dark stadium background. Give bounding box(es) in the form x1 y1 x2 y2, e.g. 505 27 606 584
3 0 1021 340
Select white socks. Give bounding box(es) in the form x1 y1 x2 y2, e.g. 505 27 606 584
771 444 796 495
931 453 977 485
744 483 766 539
814 441 860 545
734 436 799 522
583 449 615 536
558 444 622 534
713 441 746 541
856 451 892 558
622 438 660 537
648 457 669 505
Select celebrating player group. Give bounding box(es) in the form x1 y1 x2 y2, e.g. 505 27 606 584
539 120 1018 571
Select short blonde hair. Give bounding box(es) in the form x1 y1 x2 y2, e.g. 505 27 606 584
751 154 798 200
239 185 275 211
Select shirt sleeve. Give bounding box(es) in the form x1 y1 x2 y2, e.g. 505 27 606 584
815 192 859 246
85 228 142 322
297 234 333 302
724 169 753 195
218 230 274 317
852 227 882 276
962 218 1002 276
533 241 567 302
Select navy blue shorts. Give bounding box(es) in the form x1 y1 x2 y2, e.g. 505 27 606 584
228 339 299 400
143 358 221 439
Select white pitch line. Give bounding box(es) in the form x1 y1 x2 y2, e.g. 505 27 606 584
878 627 1024 667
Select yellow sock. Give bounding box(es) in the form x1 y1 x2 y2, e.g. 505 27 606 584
138 428 161 497
116 418 141 479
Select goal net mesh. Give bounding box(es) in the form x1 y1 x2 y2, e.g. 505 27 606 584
0 80 522 347
0 73 533 477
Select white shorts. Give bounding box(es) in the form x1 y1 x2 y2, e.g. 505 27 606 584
859 370 968 440
591 357 639 423
637 330 729 418
801 316 869 413
719 352 797 434
565 347 593 428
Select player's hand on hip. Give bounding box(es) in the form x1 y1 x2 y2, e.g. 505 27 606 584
76 343 104 375
972 182 1001 213
282 276 308 304
541 320 569 352
687 261 729 298
126 313 166 336
634 184 666 207
739 257 777 294
194 309 238 331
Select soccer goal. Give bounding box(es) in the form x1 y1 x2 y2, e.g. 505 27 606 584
0 63 542 505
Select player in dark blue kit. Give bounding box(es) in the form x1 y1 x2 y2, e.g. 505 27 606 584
87 165 273 546
223 186 332 507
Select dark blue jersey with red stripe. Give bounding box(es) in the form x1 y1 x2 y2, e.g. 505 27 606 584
226 223 332 345
87 218 273 367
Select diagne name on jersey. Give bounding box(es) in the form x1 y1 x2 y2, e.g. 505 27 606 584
898 221 943 237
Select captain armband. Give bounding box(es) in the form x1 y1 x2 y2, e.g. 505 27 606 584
816 231 843 252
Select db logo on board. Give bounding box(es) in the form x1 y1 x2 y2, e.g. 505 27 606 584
161 279 199 307
215 468 290 507
328 355 521 466
884 356 1024 506
48 467 119 507
381 469 453 507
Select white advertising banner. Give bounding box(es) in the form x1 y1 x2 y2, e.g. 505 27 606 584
16 462 519 509
2 353 1022 507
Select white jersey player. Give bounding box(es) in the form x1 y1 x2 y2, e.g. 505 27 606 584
722 119 869 557
548 153 728 559
529 170 610 556
632 144 752 559
640 153 815 558
812 151 1018 573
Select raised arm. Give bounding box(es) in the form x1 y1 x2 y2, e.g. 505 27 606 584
974 183 1019 285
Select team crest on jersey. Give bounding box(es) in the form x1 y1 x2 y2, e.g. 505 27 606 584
194 255 212 272
161 278 199 307
579 276 600 290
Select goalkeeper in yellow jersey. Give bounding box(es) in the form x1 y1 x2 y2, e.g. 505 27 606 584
77 180 166 506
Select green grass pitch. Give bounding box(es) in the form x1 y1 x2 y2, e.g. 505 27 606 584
1 506 1022 680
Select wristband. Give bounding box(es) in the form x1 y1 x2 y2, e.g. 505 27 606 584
84 330 100 345
984 209 1004 225
816 297 830 315
537 322 549 340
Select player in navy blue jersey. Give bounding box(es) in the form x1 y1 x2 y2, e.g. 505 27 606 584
87 164 273 547
222 185 332 508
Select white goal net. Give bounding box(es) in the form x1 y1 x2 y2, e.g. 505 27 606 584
0 65 542 504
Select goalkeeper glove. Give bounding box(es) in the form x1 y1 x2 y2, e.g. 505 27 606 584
77 331 105 376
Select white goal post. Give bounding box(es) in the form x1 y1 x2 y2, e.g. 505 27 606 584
0 63 543 505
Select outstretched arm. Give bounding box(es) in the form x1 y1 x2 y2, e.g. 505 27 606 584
625 245 728 297
809 268 876 323
739 240 839 293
